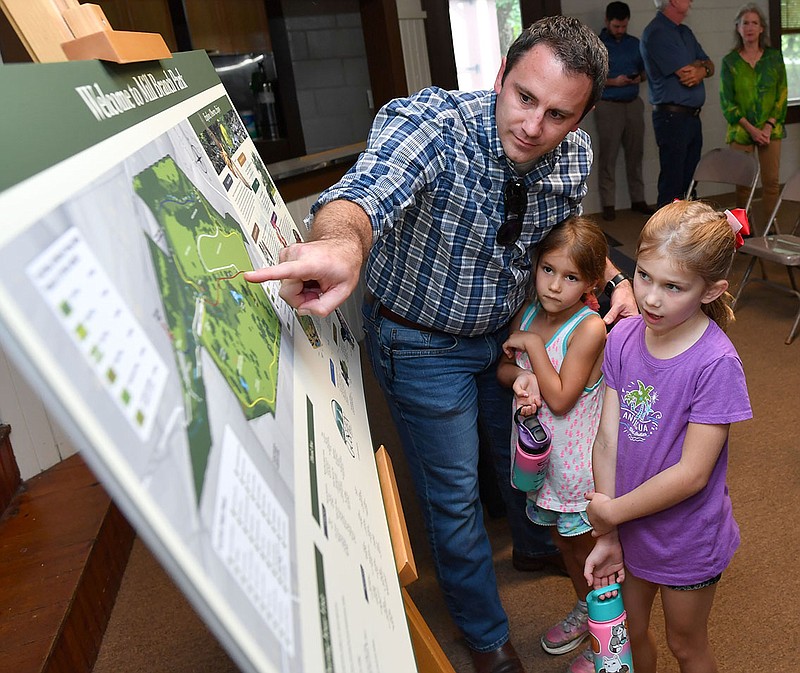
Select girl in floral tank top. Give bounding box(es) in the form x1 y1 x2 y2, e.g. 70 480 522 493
498 216 607 671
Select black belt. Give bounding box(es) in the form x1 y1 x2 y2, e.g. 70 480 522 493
603 98 637 103
653 103 701 117
364 293 433 331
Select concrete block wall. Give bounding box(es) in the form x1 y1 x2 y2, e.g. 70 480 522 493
285 2 375 154
563 0 800 220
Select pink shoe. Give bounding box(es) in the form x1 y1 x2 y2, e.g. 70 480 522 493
567 647 594 673
541 602 589 655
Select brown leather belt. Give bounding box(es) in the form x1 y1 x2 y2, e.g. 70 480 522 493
653 103 701 117
365 293 433 331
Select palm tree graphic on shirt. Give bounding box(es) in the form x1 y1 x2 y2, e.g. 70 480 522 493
622 380 662 440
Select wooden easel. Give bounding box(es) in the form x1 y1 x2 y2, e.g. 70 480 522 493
0 0 170 63
375 446 456 673
0 4 457 670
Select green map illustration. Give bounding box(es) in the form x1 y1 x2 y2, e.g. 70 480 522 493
134 155 281 500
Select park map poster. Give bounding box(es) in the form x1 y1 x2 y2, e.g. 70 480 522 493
0 51 416 673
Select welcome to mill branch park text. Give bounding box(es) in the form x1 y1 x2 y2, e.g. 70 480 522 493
75 68 188 121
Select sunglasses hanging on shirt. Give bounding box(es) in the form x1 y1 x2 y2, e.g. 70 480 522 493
496 178 527 246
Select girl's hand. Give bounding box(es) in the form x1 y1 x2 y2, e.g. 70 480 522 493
502 330 541 358
585 491 615 537
513 371 542 412
584 531 625 589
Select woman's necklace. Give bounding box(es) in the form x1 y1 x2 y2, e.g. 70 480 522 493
740 46 763 68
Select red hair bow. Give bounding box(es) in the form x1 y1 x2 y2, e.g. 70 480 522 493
724 208 750 249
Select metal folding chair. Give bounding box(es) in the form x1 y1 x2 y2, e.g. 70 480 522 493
733 169 800 344
686 147 760 226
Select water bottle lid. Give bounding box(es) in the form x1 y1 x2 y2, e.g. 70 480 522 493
515 407 551 454
586 583 624 622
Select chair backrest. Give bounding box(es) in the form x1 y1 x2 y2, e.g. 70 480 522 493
686 147 760 219
761 169 800 237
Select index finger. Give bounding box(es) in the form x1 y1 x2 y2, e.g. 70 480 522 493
243 259 311 284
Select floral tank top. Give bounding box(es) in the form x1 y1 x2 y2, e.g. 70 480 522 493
511 302 604 512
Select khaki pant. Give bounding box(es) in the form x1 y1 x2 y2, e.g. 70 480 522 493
730 140 782 230
595 97 646 208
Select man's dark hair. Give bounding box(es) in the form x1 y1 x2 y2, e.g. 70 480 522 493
606 2 631 21
502 15 608 119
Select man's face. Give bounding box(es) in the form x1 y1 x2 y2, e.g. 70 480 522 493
493 44 593 166
606 17 629 41
670 0 693 22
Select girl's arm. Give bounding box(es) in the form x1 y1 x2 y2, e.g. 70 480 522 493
584 385 625 588
590 383 620 497
503 315 606 416
586 384 620 534
587 422 730 534
497 308 525 388
497 308 542 410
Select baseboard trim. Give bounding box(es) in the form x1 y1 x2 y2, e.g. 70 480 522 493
0 423 21 513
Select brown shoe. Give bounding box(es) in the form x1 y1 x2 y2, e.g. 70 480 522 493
512 550 568 576
602 206 616 221
470 641 526 673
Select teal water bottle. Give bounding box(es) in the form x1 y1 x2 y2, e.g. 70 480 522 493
586 583 634 673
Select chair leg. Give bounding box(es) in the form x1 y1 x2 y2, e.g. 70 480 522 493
786 268 800 345
786 306 800 345
787 267 799 294
733 257 758 308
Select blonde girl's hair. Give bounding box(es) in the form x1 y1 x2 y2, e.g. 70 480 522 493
534 216 608 297
637 200 737 331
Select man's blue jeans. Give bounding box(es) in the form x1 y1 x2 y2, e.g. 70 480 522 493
653 108 703 207
362 300 555 650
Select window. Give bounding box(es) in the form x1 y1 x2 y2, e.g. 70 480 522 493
771 0 800 121
422 0 559 91
448 0 522 90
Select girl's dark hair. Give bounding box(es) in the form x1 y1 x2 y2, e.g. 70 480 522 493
637 200 737 331
535 216 608 297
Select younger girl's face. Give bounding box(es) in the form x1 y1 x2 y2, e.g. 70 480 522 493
535 248 595 315
634 251 721 336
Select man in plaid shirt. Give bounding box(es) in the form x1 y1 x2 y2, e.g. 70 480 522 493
247 16 636 673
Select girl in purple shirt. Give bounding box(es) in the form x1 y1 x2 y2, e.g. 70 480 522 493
583 200 752 673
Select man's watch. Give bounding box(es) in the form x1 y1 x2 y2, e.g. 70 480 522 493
703 63 711 77
604 272 631 297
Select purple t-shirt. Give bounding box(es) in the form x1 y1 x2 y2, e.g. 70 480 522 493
603 316 752 585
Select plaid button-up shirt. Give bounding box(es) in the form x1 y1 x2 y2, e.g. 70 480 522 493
311 87 592 336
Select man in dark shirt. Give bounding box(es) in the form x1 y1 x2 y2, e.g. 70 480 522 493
596 2 654 221
641 0 714 206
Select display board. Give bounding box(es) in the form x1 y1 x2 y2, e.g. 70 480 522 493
0 51 416 673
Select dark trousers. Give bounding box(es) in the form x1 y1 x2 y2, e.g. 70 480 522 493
652 108 703 207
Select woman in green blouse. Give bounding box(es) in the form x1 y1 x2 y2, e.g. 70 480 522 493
720 3 787 224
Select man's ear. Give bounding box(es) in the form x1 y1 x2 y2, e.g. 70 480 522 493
494 57 507 94
702 279 729 304
572 105 595 132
